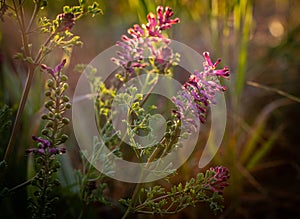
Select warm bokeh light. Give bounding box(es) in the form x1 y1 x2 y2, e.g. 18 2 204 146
269 19 285 38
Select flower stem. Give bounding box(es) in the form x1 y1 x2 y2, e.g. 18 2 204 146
3 1 55 164
4 0 34 164
4 66 35 163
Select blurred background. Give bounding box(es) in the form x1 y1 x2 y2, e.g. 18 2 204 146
1 0 300 218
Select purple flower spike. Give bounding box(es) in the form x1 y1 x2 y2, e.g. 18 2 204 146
25 148 45 155
27 136 66 156
49 147 66 155
26 136 50 155
41 59 66 77
32 136 50 148
54 59 66 74
41 64 54 76
172 52 230 125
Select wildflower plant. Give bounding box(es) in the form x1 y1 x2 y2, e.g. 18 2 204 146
1 1 231 218
0 0 102 218
25 60 71 218
2 0 102 166
74 5 231 218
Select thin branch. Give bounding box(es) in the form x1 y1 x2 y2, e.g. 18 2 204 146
9 175 37 193
247 81 300 103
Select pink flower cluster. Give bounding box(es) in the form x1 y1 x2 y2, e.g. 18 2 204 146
205 166 230 194
127 6 180 38
172 52 230 125
112 6 180 75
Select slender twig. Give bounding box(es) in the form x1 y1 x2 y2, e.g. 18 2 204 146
8 175 37 193
247 81 300 103
26 0 40 33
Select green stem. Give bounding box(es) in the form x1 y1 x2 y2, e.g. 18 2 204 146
121 141 165 219
4 6 55 163
26 0 40 33
4 69 34 159
4 1 35 163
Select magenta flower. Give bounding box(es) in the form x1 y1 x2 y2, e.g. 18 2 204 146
172 52 230 125
204 166 230 194
156 6 180 31
112 6 180 76
41 59 66 77
203 52 230 78
26 136 66 155
146 6 180 37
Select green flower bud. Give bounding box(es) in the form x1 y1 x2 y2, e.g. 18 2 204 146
65 103 72 109
48 112 54 118
63 83 69 90
47 79 54 88
62 117 70 125
55 113 62 119
60 134 68 143
62 95 70 102
41 114 48 120
46 121 54 128
55 88 61 95
41 129 49 135
61 75 68 82
45 100 54 108
44 90 51 97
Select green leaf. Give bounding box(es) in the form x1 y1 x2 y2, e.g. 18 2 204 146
63 6 71 13
13 52 24 60
79 0 87 6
